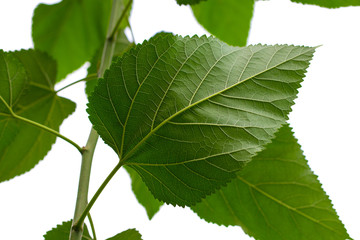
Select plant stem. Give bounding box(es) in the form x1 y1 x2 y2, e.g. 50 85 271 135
74 162 123 230
109 0 133 40
56 74 98 93
0 96 83 153
70 0 125 239
88 213 97 240
70 128 98 239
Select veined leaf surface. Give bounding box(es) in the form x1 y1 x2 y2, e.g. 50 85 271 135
0 50 76 183
192 124 350 240
87 33 315 206
192 0 254 46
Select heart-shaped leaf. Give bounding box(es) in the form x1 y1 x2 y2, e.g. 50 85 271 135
87 33 315 206
191 124 351 240
0 50 75 183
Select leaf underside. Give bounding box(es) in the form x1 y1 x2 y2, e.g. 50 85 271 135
291 0 360 8
43 220 91 240
32 0 111 81
106 228 143 240
87 33 315 206
192 0 254 47
0 50 75 183
192 124 351 240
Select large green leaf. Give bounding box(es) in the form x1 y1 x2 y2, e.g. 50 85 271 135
192 124 350 240
87 33 315 206
125 166 163 219
192 0 254 47
0 50 76 183
32 0 112 81
290 0 360 8
44 220 91 240
106 228 142 240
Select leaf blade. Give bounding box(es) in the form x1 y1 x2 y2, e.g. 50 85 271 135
191 124 351 240
88 33 315 206
32 0 112 81
192 0 254 46
0 50 76 183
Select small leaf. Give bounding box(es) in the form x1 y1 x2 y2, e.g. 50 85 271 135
106 228 142 240
0 50 76 183
176 0 206 5
192 0 254 46
290 0 360 8
87 33 315 206
44 220 91 240
32 0 112 81
125 166 163 219
191 124 351 240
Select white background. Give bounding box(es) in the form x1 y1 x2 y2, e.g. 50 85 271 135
0 0 359 239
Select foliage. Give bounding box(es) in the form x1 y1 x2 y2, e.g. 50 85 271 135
0 0 357 239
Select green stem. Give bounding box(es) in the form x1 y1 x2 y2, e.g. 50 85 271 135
87 212 97 240
73 162 123 229
0 96 83 153
109 0 133 40
70 0 125 239
56 74 98 93
70 128 98 239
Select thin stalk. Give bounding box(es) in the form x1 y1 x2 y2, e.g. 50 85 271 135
0 96 83 153
70 0 125 239
87 212 97 240
56 74 98 93
73 162 123 229
109 0 133 40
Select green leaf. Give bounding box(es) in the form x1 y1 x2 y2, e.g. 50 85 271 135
0 50 27 112
290 0 360 8
0 50 76 183
85 31 133 98
87 33 315 206
44 220 91 240
191 124 350 240
176 0 206 5
125 166 163 219
106 228 142 240
192 0 254 47
32 0 112 81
